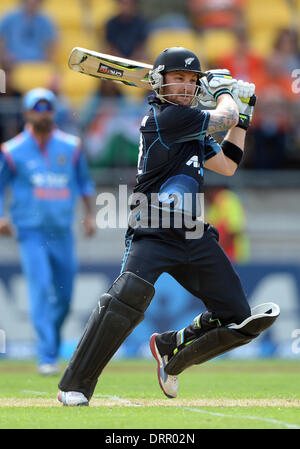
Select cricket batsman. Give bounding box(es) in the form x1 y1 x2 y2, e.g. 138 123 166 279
0 88 95 375
57 47 279 405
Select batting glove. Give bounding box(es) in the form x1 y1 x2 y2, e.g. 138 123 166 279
232 80 256 130
197 82 216 108
200 69 236 102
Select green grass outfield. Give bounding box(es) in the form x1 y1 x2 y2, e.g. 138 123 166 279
0 358 299 430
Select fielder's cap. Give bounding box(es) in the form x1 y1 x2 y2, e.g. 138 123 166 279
23 87 56 110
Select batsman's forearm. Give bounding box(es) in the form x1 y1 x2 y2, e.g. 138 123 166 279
224 126 246 150
215 94 239 122
221 127 246 175
207 94 239 134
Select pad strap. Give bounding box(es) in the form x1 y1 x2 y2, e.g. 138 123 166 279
165 327 252 375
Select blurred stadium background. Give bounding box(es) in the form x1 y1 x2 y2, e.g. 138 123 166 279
0 0 300 361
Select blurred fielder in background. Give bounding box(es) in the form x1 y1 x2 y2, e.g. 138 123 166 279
0 87 95 375
57 47 279 406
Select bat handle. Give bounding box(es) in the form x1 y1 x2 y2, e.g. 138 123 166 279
249 94 257 106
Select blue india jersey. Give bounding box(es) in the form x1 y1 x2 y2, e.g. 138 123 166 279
0 127 94 230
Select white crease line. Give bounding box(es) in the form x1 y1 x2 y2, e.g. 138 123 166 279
93 394 142 407
22 390 47 396
183 407 300 429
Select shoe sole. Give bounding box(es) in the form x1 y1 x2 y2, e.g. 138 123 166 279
57 391 89 407
150 333 176 399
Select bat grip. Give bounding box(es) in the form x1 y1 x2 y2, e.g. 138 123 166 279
249 94 257 106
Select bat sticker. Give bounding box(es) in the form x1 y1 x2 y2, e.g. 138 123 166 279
97 63 124 78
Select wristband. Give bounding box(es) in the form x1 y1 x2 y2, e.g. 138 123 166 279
236 113 250 130
221 140 243 165
214 89 233 101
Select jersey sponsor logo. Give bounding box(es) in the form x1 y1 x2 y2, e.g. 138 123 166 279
31 172 69 188
34 187 70 200
31 172 70 200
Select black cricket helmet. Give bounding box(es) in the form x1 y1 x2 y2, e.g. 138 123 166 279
149 47 205 105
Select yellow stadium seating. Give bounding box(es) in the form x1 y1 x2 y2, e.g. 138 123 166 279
10 62 57 93
89 0 118 33
0 0 18 17
119 83 150 104
248 28 279 58
43 0 118 34
10 61 99 107
245 0 292 32
200 30 238 65
43 0 83 31
60 66 99 107
55 30 98 65
146 29 202 63
0 0 82 31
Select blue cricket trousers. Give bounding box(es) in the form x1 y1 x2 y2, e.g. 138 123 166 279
17 228 77 365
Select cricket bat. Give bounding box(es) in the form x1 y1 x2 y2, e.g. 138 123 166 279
68 47 257 106
68 47 153 88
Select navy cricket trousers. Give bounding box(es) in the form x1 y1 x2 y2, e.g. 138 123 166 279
121 225 251 326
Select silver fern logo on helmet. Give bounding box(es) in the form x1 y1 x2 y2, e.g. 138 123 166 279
184 57 195 67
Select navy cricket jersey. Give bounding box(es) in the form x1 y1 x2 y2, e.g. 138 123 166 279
129 95 221 227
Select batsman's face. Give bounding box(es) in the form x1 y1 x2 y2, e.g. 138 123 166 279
162 71 198 106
